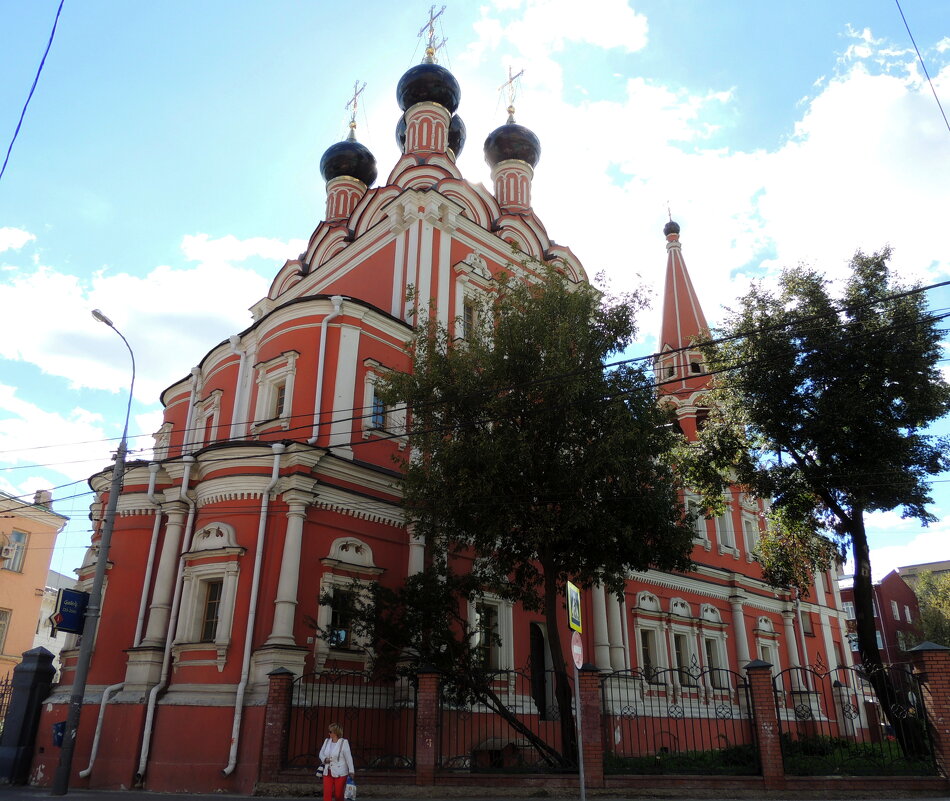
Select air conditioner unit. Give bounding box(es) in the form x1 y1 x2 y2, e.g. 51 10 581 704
0 545 14 559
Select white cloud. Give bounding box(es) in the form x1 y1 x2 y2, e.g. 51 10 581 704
0 233 306 404
0 227 36 252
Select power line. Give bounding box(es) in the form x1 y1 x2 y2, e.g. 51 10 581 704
894 0 950 136
0 0 65 184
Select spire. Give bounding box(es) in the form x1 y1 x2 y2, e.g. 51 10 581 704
418 5 447 64
659 220 708 354
345 80 366 141
498 66 524 123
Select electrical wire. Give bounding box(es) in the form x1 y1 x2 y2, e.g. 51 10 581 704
894 0 950 135
0 0 65 184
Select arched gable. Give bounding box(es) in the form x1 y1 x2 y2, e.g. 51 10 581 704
308 227 351 269
636 591 660 612
670 597 692 618
268 259 306 299
436 180 498 229
351 185 402 237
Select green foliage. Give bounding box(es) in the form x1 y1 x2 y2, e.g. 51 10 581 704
779 733 936 776
913 571 950 647
756 506 840 598
683 249 950 662
604 744 758 775
379 266 695 608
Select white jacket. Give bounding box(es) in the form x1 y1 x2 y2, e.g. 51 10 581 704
319 737 354 778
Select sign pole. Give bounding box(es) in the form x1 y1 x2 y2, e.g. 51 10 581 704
574 659 586 801
567 581 586 801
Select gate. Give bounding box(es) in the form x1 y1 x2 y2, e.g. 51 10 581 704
601 664 758 775
437 668 575 773
0 675 11 738
772 660 937 775
285 669 416 770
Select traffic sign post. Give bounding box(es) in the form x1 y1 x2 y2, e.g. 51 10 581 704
569 604 586 801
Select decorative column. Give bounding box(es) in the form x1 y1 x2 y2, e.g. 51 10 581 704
140 505 185 645
606 595 626 670
592 584 611 669
267 495 309 645
408 526 425 575
729 594 751 666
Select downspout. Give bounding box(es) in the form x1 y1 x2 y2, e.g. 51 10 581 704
133 462 163 647
222 442 285 776
135 455 197 784
307 295 343 445
78 681 124 778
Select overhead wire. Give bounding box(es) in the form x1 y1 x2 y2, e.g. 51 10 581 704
894 0 950 135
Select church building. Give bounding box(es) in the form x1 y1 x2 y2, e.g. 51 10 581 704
31 36 849 795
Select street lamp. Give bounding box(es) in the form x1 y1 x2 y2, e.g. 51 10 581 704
52 310 136 795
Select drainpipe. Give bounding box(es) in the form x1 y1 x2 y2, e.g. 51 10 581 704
222 442 285 776
78 681 124 778
307 295 343 445
136 455 197 784
133 462 163 647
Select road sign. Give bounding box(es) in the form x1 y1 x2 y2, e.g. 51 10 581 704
571 630 584 670
50 588 89 634
567 581 582 633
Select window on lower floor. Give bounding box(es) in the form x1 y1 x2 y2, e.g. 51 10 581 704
639 628 659 678
328 589 357 650
800 612 813 635
370 390 386 431
199 579 224 643
673 632 697 686
704 637 728 688
475 602 500 670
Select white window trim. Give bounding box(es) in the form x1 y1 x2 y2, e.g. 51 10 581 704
174 558 241 670
904 605 912 624
1 530 28 572
636 621 667 678
685 494 711 551
194 389 223 447
252 350 299 431
466 594 514 671
362 359 407 447
891 600 900 621
741 514 760 563
716 506 738 557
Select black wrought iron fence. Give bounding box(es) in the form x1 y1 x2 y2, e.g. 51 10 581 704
285 669 416 771
601 663 758 775
0 675 12 737
437 668 576 773
772 660 936 776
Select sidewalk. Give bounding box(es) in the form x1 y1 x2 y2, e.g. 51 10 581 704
2 784 949 801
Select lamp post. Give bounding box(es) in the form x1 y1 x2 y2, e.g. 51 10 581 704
52 310 136 795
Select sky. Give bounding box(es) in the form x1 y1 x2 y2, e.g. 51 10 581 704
1 0 948 582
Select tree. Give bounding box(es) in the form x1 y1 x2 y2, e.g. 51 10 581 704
375 265 695 763
683 248 950 753
914 571 950 647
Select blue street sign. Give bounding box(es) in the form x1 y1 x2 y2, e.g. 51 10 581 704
50 588 89 634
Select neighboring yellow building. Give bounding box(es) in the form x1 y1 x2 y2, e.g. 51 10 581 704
0 489 68 680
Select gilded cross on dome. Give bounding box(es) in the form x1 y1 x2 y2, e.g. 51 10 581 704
418 4 447 63
345 80 366 140
498 66 524 123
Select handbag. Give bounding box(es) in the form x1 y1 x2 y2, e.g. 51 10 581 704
344 776 357 800
315 765 324 778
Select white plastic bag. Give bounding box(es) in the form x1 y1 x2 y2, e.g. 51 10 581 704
344 776 357 800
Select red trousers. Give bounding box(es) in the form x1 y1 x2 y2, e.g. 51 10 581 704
323 773 346 801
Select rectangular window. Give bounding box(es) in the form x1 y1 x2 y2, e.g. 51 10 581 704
716 511 735 549
704 637 727 688
462 299 476 340
673 632 695 686
0 608 10 652
687 500 707 541
200 580 224 642
329 590 356 650
833 640 844 668
842 601 855 619
875 630 884 650
800 612 813 635
274 381 287 418
891 600 900 621
872 600 879 618
640 629 658 678
2 530 28 573
475 603 500 670
743 518 759 554
904 605 912 624
371 392 386 430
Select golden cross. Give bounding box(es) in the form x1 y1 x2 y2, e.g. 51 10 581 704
418 4 447 62
344 81 366 139
498 66 524 122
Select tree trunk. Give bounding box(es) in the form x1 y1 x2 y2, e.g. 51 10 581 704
849 511 928 758
542 562 578 765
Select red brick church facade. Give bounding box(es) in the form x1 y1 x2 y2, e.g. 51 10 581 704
31 52 850 794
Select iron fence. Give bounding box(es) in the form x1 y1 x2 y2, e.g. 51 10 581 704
0 675 12 737
772 659 936 776
437 668 576 773
285 669 416 771
601 663 758 775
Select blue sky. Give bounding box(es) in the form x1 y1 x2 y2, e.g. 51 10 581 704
1 0 948 580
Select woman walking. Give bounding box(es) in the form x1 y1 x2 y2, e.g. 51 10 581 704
318 723 354 801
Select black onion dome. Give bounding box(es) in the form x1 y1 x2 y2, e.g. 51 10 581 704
396 63 461 113
483 122 541 168
663 220 681 236
320 138 377 186
395 115 407 152
448 114 466 156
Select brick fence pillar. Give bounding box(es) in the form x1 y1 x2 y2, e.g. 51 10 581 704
414 666 439 786
910 642 950 778
578 664 604 789
745 659 785 790
259 667 294 783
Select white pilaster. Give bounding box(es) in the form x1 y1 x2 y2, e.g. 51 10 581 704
266 498 308 645
592 584 611 669
729 594 751 666
141 507 185 646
